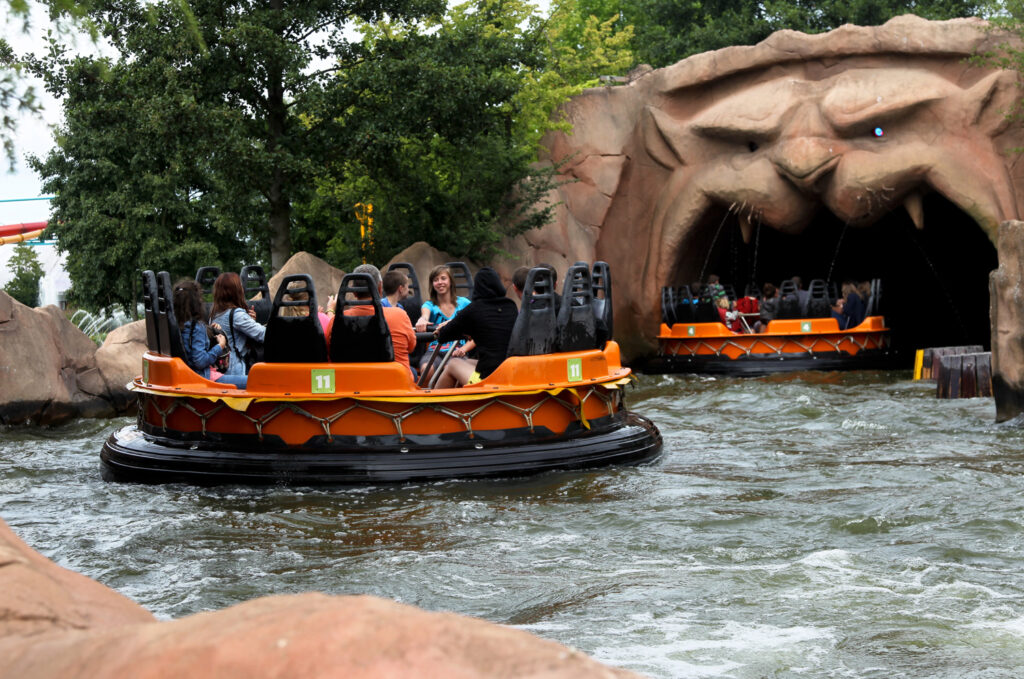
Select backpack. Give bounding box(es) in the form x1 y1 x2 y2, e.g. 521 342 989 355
228 308 265 370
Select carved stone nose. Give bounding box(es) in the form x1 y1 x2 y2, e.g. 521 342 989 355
770 138 839 192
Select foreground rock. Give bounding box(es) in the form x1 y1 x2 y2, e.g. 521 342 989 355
0 291 135 425
0 519 643 679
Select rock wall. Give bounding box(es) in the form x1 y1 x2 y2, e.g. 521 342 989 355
0 291 139 425
990 221 1024 421
0 518 643 679
503 15 1024 359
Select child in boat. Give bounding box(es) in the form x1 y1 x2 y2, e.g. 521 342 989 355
172 280 244 387
210 272 266 383
716 295 741 332
432 267 518 388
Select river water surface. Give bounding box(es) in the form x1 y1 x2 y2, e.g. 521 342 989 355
3 371 1024 678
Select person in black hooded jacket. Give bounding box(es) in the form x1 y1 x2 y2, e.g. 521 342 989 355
433 267 518 387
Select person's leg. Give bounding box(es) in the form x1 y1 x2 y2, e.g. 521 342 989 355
434 358 477 389
216 373 247 389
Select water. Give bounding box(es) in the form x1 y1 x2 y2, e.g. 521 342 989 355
4 371 1024 678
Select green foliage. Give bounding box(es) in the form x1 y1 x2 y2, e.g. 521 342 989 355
28 0 444 314
297 0 634 266
4 243 44 307
620 0 990 67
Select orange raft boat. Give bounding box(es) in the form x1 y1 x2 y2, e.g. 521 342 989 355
101 266 662 485
645 281 897 376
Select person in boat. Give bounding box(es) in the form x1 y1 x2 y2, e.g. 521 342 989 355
414 265 473 371
791 276 810 314
511 266 530 301
842 281 866 328
716 295 741 332
830 297 849 329
382 270 411 310
704 274 726 302
172 279 243 387
327 264 417 377
757 282 779 333
210 273 266 384
432 267 518 388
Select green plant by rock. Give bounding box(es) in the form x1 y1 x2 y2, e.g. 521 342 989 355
4 243 44 307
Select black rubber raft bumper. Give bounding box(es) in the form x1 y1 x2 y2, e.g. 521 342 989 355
101 412 663 486
638 348 904 377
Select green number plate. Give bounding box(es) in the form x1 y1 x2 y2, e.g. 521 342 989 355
801 322 812 333
567 357 583 382
687 326 696 336
311 369 336 394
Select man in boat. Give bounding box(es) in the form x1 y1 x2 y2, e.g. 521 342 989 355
325 264 417 377
791 276 811 314
511 266 530 301
382 270 411 310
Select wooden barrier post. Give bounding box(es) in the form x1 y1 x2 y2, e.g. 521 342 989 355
936 352 993 399
916 345 984 381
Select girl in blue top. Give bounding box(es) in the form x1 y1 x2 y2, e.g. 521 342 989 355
172 280 240 386
210 272 266 385
414 265 473 368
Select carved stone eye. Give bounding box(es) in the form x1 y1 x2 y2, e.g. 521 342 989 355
748 141 759 152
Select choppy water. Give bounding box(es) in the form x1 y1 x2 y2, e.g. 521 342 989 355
4 371 1024 678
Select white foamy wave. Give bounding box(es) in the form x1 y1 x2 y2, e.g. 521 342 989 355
840 418 888 430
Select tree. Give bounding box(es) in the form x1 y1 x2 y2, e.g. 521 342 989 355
294 0 635 269
29 0 443 313
619 0 990 68
4 243 44 307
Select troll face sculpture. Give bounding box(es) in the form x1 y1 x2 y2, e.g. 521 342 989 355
528 16 1023 358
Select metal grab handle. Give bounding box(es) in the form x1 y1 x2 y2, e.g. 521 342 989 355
427 343 460 390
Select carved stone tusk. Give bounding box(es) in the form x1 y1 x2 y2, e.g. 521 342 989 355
739 214 753 244
904 192 924 230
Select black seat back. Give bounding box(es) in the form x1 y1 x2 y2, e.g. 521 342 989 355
156 271 186 361
141 270 160 353
661 286 677 325
556 263 596 352
674 286 697 323
592 262 613 347
328 273 394 363
778 280 800 319
240 265 273 325
866 279 883 316
444 261 474 300
264 274 328 364
195 266 220 320
386 262 423 327
723 284 737 302
807 279 830 318
507 267 557 357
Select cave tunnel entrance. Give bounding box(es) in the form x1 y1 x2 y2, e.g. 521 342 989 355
671 193 998 364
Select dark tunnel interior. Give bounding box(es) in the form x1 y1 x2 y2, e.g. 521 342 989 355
670 192 998 365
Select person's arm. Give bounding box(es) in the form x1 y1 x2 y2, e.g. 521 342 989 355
414 304 432 332
189 323 226 370
233 307 266 342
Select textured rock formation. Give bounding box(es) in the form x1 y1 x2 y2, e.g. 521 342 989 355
267 250 347 306
990 221 1024 421
0 518 643 679
94 320 148 410
507 15 1023 358
0 291 131 424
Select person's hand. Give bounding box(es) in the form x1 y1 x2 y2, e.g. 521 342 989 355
248 306 257 320
327 294 337 314
453 346 466 358
216 334 228 349
210 322 222 331
415 317 428 332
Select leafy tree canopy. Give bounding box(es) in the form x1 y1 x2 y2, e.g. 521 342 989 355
28 0 443 314
4 243 44 307
293 0 634 271
595 0 993 68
